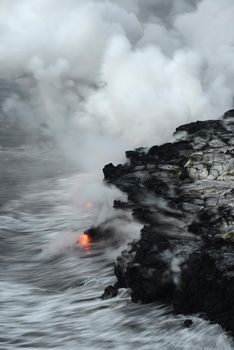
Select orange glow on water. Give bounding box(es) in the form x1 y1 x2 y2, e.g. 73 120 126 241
85 202 94 209
79 233 91 250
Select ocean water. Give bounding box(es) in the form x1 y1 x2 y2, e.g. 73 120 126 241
0 138 233 350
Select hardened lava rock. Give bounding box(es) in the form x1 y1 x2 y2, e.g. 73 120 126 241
103 110 234 337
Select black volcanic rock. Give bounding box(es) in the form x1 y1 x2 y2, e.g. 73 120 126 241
103 110 234 337
183 319 193 328
101 285 118 300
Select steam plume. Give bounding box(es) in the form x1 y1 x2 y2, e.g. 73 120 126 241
0 0 233 169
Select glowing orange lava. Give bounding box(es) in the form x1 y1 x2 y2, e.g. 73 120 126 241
79 233 91 250
85 202 94 209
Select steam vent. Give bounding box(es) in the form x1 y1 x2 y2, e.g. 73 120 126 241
103 110 234 337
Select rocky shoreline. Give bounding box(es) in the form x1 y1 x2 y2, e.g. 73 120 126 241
95 110 234 336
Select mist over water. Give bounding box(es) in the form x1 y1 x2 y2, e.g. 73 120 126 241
0 0 234 349
0 148 233 350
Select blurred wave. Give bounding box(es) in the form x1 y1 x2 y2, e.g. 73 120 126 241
0 141 233 350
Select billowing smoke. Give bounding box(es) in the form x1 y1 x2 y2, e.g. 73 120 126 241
0 0 234 170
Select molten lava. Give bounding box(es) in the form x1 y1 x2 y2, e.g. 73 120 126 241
85 201 94 209
79 233 91 250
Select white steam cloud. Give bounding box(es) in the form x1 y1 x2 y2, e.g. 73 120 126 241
0 0 234 170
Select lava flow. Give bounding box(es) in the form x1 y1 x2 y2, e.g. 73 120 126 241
78 233 91 251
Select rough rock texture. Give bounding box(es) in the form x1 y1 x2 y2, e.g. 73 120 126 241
101 285 118 300
103 110 234 337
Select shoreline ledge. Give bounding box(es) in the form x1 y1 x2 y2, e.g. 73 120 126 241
101 110 234 336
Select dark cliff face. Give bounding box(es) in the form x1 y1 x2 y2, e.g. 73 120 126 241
103 110 234 336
